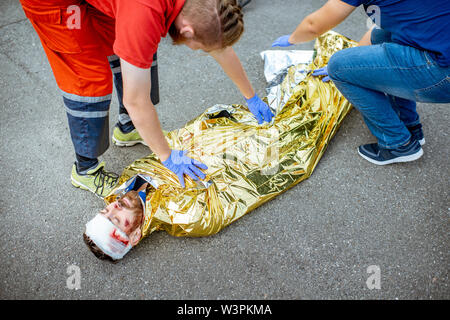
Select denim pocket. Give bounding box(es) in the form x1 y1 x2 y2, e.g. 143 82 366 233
414 77 450 103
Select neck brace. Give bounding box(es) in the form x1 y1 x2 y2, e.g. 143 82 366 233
85 214 132 260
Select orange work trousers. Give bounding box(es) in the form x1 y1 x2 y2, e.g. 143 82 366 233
20 0 116 98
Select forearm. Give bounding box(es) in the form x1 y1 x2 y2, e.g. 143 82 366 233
288 0 356 45
210 47 255 99
125 99 171 161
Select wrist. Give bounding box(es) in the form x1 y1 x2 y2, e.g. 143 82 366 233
245 93 257 102
288 34 296 45
160 149 172 163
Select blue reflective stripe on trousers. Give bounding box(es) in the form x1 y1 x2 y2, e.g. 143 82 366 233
63 96 111 159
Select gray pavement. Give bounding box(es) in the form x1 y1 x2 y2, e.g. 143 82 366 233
0 0 448 300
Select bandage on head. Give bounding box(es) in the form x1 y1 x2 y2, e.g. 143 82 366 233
85 214 132 260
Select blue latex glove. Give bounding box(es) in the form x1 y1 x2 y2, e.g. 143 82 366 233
271 35 293 47
162 150 208 188
312 66 331 82
245 94 275 124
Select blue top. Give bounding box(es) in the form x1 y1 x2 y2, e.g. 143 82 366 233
341 0 450 67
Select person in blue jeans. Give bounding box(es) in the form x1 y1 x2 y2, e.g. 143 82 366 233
272 0 450 165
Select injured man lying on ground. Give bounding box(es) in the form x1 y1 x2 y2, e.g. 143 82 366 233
83 31 356 262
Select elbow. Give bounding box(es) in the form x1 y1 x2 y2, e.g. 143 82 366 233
122 99 133 110
122 95 154 125
122 95 146 115
123 93 139 110
304 16 324 37
122 98 138 117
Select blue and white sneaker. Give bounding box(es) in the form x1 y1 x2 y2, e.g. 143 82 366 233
358 139 423 165
407 124 425 146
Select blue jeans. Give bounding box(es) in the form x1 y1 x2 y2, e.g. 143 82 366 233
328 28 450 149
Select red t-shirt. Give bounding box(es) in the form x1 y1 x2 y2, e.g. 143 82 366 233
87 0 185 68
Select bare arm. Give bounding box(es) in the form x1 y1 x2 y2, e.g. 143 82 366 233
120 58 171 161
209 46 255 100
288 0 357 44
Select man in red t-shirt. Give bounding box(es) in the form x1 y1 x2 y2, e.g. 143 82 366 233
19 0 274 197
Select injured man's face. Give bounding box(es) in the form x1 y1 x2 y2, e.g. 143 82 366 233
83 190 144 262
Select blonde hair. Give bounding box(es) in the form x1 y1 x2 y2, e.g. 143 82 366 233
176 0 244 49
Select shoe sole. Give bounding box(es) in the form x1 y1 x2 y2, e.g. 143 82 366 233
358 147 423 166
112 135 148 147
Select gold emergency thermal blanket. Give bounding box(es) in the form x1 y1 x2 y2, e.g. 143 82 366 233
105 31 357 241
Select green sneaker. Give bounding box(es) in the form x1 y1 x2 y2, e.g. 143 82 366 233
71 161 119 198
112 126 148 147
